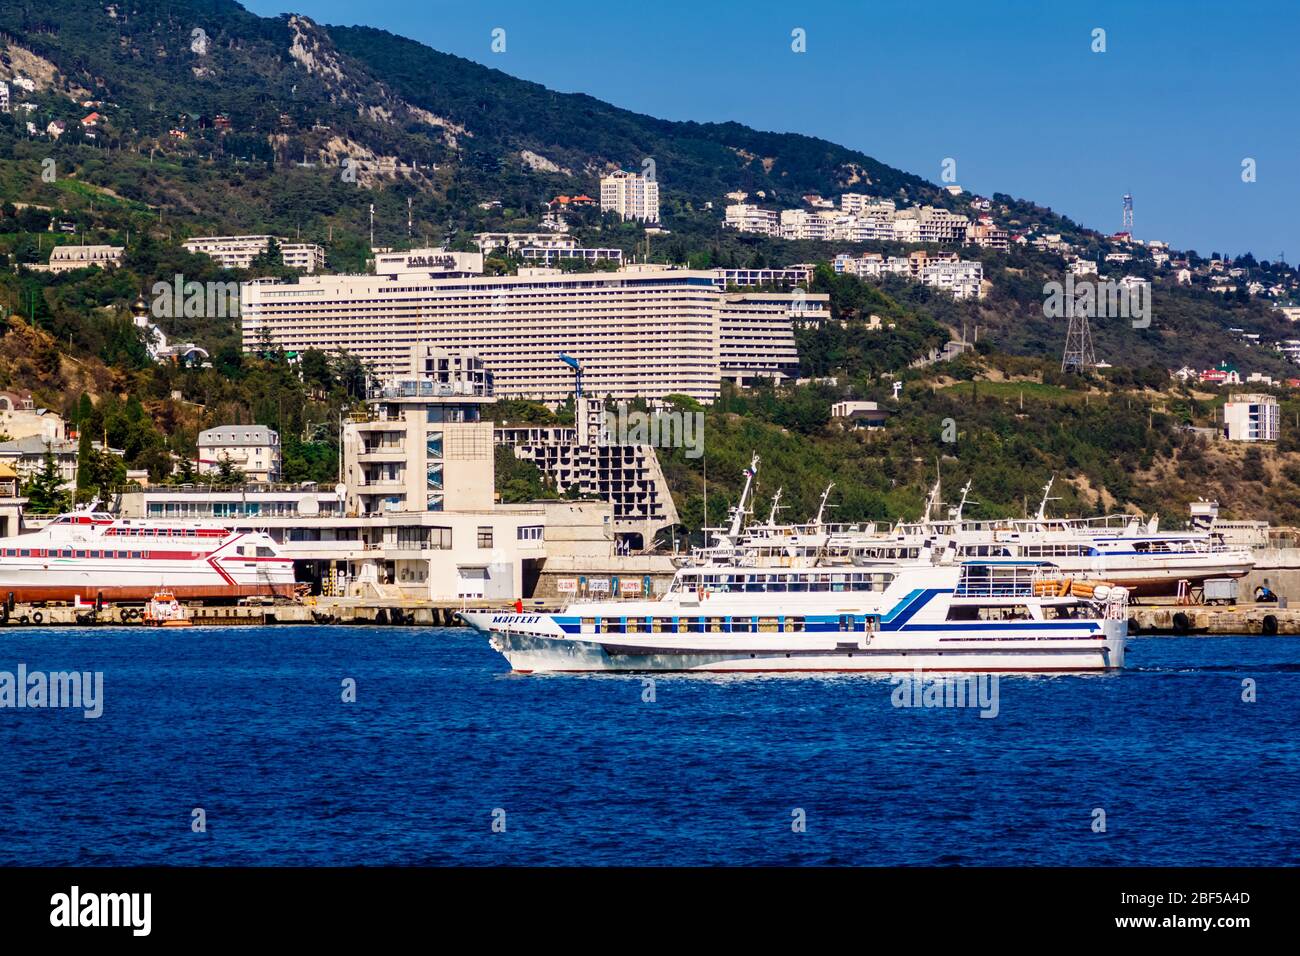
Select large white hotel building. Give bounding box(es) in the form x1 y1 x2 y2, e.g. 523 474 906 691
240 253 826 402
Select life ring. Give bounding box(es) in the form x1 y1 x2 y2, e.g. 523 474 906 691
31 611 44 624
18 614 29 625
120 607 132 622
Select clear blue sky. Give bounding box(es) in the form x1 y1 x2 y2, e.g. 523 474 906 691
244 0 1299 262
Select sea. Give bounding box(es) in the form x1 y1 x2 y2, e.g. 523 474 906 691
0 627 1296 866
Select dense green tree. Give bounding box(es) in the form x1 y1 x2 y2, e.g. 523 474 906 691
21 452 72 514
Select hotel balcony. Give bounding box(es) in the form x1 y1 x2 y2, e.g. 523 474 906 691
356 445 407 462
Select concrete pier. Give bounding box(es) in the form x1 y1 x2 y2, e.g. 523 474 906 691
0 597 541 628
1129 603 1300 635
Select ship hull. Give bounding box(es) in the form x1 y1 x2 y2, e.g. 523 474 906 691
473 619 1127 675
0 583 296 603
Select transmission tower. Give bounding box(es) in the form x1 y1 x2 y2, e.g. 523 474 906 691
1061 299 1097 374
1122 192 1134 232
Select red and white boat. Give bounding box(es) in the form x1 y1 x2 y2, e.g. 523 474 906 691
0 512 296 602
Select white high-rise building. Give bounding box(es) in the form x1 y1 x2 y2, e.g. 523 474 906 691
240 263 820 404
600 170 660 222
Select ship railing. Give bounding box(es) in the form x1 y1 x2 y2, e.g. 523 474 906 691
953 564 1042 599
1099 590 1130 620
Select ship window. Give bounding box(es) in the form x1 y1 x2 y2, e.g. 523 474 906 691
652 618 671 633
75 550 86 559
90 550 101 559
677 618 690 633
786 616 805 632
709 618 725 633
131 551 142 559
257 547 275 557
2 549 13 557
758 617 779 633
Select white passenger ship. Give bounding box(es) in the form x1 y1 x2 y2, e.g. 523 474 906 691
698 463 1252 597
462 556 1129 674
0 512 296 602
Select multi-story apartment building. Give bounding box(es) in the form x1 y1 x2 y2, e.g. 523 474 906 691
28 244 125 274
918 259 984 300
197 424 282 482
496 395 680 549
475 233 577 253
1223 394 1279 442
840 194 897 218
891 206 969 244
843 216 897 242
182 235 326 273
779 208 843 241
724 204 781 236
241 260 811 404
600 170 660 222
965 220 1010 251
834 252 984 300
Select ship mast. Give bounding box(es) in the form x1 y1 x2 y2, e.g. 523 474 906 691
725 453 760 540
813 482 835 530
1034 476 1060 525
951 479 974 522
921 475 942 527
765 487 784 528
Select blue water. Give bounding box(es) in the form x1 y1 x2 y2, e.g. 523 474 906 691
0 627 1296 866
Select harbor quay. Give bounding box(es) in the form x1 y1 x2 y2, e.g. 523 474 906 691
3 350 1300 632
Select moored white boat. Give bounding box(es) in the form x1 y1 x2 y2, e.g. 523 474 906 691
0 511 296 602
